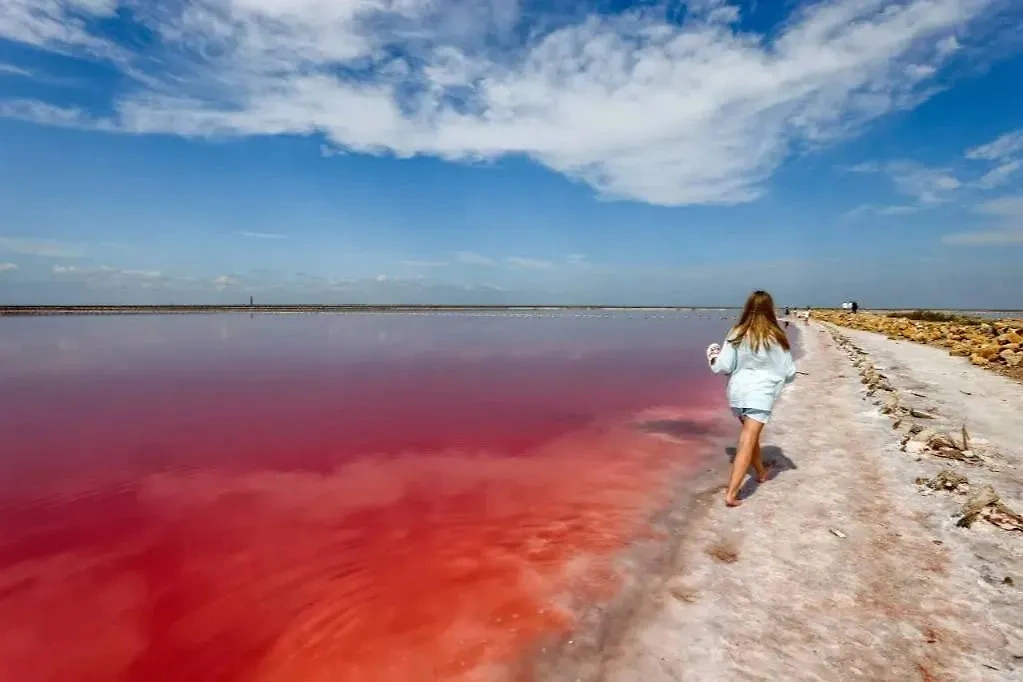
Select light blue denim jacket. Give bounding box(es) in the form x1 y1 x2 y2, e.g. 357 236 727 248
710 332 797 412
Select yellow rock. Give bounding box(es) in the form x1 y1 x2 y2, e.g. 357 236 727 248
977 344 1002 360
815 310 1023 373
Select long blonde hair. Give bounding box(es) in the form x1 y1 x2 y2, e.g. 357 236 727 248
729 290 790 352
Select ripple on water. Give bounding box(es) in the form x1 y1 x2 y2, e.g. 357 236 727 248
0 407 721 682
0 312 730 682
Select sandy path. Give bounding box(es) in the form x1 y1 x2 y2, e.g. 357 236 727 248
840 327 1023 507
594 322 1022 681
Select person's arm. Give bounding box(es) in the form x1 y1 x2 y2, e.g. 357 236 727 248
710 338 738 375
780 347 797 384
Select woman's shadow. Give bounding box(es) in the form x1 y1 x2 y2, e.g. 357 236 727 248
725 445 797 501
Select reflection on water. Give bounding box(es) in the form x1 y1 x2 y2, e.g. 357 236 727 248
0 312 730 682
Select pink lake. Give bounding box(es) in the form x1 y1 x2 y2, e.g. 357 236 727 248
0 311 733 682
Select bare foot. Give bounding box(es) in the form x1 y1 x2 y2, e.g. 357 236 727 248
724 492 743 507
755 462 774 484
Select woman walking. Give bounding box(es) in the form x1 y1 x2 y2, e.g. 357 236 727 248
706 290 797 507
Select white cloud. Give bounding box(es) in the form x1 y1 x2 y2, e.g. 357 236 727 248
965 129 1023 161
453 251 497 266
942 194 1023 246
505 256 553 270
401 259 449 267
906 64 938 80
52 264 162 278
936 35 961 56
0 0 125 63
0 63 85 87
119 268 162 278
0 262 17 273
962 129 1023 189
453 252 557 269
876 204 922 215
52 264 92 274
0 99 115 130
888 163 961 204
942 228 1023 246
840 203 875 219
974 195 1023 217
213 274 238 288
0 0 1006 206
843 202 925 218
0 236 86 258
844 162 881 173
974 159 1021 189
237 230 288 239
48 264 191 290
846 160 961 205
0 63 32 77
847 125 1023 216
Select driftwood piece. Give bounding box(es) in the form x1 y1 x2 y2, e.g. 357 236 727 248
958 486 999 528
983 504 1023 532
931 448 981 464
957 486 1023 531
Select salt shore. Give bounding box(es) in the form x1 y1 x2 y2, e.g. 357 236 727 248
815 310 1023 382
581 320 1022 681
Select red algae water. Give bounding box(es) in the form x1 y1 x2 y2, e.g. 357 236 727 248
0 311 732 682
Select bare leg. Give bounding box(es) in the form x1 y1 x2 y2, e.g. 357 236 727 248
734 416 768 481
725 418 765 507
752 438 772 483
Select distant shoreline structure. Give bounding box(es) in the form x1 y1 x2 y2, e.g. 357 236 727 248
2 305 1021 317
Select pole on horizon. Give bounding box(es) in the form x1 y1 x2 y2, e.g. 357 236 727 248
249 295 254 307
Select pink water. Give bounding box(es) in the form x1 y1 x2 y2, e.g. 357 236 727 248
0 312 731 682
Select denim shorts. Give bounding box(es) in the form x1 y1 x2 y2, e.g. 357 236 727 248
732 407 772 424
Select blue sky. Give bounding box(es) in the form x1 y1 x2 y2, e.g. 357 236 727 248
0 0 1021 307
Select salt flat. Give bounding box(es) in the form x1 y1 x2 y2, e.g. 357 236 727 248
594 321 1023 682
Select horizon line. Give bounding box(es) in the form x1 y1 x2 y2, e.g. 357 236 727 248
3 304 1022 317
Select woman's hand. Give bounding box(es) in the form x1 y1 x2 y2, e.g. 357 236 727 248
706 343 721 364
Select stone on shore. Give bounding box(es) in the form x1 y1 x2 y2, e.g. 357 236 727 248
814 310 1023 380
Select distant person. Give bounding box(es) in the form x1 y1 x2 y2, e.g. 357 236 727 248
705 290 797 507
783 306 790 316
851 301 859 314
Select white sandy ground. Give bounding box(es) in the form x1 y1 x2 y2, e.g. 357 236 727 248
579 322 1023 682
840 327 1023 509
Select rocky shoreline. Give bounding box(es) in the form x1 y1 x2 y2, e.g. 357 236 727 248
821 323 1023 534
814 310 1023 381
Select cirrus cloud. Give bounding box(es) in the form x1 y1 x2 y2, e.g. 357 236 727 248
0 236 87 258
505 256 554 270
237 230 288 240
942 195 1023 246
213 274 238 288
0 0 1016 206
965 129 1023 161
